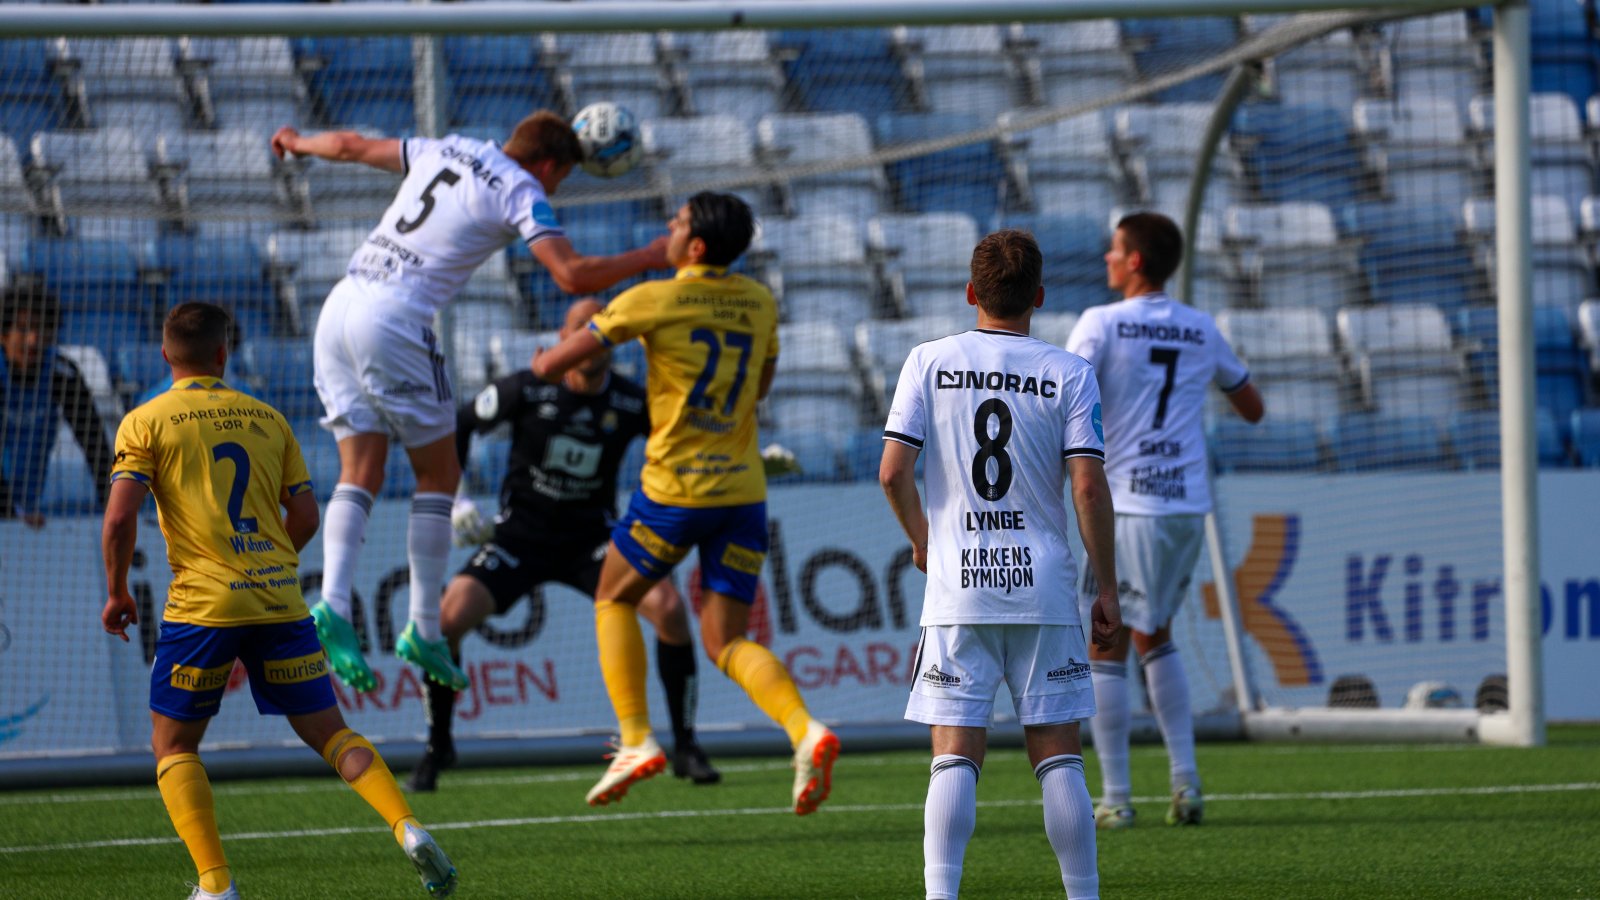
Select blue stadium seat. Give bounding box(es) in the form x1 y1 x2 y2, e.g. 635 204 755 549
289 417 341 501
1572 408 1600 467
763 429 844 484
1121 17 1236 103
1234 104 1364 207
618 437 646 493
238 337 320 420
997 214 1112 312
875 113 1008 217
39 438 98 518
775 29 909 116
299 37 414 133
1329 414 1448 471
467 433 512 495
1210 418 1322 472
21 238 148 323
1448 410 1500 470
155 236 280 334
1350 202 1473 310
443 35 559 129
114 341 169 399
0 38 66 139
843 426 924 482
1538 406 1570 466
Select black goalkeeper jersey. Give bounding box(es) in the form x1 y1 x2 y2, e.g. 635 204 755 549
456 370 649 530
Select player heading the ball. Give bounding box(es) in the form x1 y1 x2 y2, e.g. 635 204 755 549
533 192 840 815
101 302 457 899
880 230 1120 900
269 110 668 694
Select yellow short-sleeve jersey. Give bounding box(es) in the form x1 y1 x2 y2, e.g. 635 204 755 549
589 264 779 507
111 377 315 626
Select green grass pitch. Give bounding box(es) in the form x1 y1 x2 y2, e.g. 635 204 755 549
4 725 1598 898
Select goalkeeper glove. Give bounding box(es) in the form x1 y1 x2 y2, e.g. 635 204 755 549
450 497 495 548
761 443 803 477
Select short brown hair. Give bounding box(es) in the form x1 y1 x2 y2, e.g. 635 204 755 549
969 230 1042 319
1115 212 1183 286
503 110 583 168
163 302 233 368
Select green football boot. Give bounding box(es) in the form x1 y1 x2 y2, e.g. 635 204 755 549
396 621 470 691
310 600 376 693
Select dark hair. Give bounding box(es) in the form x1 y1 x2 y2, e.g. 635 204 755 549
1115 211 1183 286
687 191 755 267
1 284 61 336
163 302 234 368
503 110 584 169
969 230 1043 319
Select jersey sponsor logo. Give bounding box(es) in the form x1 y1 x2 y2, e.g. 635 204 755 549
543 435 602 478
629 520 689 565
1092 402 1103 442
921 664 961 688
365 233 425 268
470 542 522 571
380 379 432 398
610 392 644 414
1129 464 1188 500
720 542 766 576
167 406 274 427
170 661 233 693
247 421 270 440
1138 439 1183 457
1115 322 1206 345
531 200 560 228
600 409 619 434
935 369 1057 398
1046 658 1092 684
686 411 736 434
475 384 499 420
228 534 276 554
958 547 1036 594
538 402 559 419
263 651 329 685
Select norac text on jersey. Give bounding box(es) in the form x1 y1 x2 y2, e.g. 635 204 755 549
936 369 1058 397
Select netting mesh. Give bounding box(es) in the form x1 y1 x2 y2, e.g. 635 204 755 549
0 4 1591 761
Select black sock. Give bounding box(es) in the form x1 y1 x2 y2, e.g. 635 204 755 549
656 639 698 747
424 647 461 752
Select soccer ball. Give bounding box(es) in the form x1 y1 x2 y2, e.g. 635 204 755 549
572 102 643 178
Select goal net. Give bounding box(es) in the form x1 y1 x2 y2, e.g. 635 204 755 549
0 1 1560 777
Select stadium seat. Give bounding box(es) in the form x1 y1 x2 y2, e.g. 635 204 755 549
761 428 844 483
154 236 281 334
288 416 341 501
1209 418 1322 472
1010 21 1135 107
1115 104 1239 212
1538 406 1570 466
267 226 369 326
442 35 559 130
998 109 1120 218
1577 298 1600 376
1216 307 1343 422
53 38 191 133
1380 12 1486 112
298 36 414 134
757 113 887 221
1121 17 1236 103
238 337 320 420
0 38 67 140
855 314 969 411
1329 413 1448 471
1337 304 1466 422
1225 202 1357 312
39 424 98 517
642 116 769 215
1349 201 1473 310
486 327 556 387
1468 92 1594 215
892 25 1020 117
158 129 293 223
0 213 32 264
291 126 403 221
774 321 863 396
873 113 1008 218
21 237 146 313
114 341 169 401
1461 194 1592 310
998 214 1111 313
661 32 785 122
1352 95 1474 207
1448 409 1500 469
868 213 979 319
774 29 910 116
30 129 162 218
68 216 160 247
1246 16 1363 109
1571 408 1600 467
0 136 37 215
180 37 306 129
1232 104 1364 207
543 33 669 121
754 215 878 324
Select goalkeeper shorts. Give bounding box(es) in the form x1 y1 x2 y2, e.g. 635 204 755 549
150 618 337 722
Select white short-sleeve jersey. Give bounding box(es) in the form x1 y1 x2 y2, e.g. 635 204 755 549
885 328 1105 626
345 135 566 318
1064 292 1249 516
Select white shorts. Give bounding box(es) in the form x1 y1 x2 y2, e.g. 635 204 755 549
313 279 455 448
1083 513 1205 634
905 624 1095 728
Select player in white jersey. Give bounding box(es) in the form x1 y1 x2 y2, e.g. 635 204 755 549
270 112 668 692
881 230 1121 900
1064 211 1264 829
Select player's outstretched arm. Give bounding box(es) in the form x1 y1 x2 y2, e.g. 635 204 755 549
269 127 403 173
879 441 929 572
531 328 607 384
1068 457 1121 649
282 489 320 553
100 479 147 641
1225 382 1265 423
529 234 669 295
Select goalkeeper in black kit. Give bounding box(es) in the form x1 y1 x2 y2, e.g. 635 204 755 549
409 299 718 791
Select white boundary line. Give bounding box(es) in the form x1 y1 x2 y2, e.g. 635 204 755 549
2 782 1596 856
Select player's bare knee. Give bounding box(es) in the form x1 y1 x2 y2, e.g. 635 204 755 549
336 745 375 782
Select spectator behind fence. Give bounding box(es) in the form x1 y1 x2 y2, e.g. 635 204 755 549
0 284 117 526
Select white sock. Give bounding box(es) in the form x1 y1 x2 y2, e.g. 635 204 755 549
1089 661 1131 806
1036 754 1098 900
1141 642 1199 792
924 754 979 900
407 493 454 641
320 484 374 621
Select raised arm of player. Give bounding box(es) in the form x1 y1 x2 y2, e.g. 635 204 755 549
100 479 148 641
269 127 402 173
529 234 669 296
879 441 929 573
1225 382 1265 423
531 327 606 384
1069 456 1121 650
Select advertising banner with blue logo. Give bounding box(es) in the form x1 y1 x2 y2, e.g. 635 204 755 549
2 474 1597 761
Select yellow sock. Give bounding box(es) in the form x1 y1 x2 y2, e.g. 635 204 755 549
718 637 812 746
595 599 653 746
320 728 418 846
156 753 230 894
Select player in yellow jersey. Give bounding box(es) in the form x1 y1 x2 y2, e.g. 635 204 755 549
100 303 457 899
534 192 840 814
